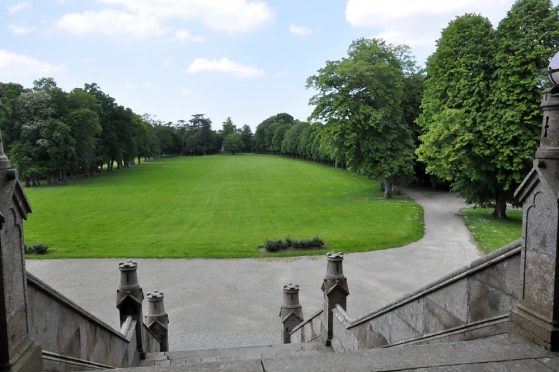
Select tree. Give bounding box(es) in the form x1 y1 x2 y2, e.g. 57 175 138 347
417 4 559 218
240 125 253 152
416 15 497 210
254 113 294 152
307 38 416 197
223 133 244 154
66 108 101 174
221 117 236 139
282 122 307 156
483 0 559 218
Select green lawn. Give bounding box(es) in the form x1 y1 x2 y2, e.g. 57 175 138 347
23 154 424 258
461 208 522 254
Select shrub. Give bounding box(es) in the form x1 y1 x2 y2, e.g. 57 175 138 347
263 239 288 252
262 236 324 252
25 243 49 255
33 243 49 254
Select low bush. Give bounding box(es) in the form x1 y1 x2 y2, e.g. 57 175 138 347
262 236 324 252
25 243 49 255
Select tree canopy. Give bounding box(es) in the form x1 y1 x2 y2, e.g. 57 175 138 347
416 0 559 217
307 38 419 197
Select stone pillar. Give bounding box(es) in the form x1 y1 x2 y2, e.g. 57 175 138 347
116 261 145 356
0 134 42 371
144 291 169 352
279 283 304 344
321 252 349 346
511 87 559 350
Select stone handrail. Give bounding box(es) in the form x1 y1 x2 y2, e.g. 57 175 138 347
289 308 324 344
329 240 522 351
26 272 160 369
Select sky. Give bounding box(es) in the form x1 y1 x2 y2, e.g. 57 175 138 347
1 0 558 130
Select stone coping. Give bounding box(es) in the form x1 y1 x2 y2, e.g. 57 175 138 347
290 308 323 335
42 350 114 369
346 240 522 329
26 272 128 341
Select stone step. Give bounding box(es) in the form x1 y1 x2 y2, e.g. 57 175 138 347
111 335 559 371
138 341 331 368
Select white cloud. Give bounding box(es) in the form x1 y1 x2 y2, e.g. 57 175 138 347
289 24 312 36
56 9 164 37
7 24 32 35
0 49 63 81
7 2 30 15
345 0 513 51
187 57 264 78
99 0 273 33
173 30 205 43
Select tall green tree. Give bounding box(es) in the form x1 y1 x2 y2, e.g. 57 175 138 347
483 0 559 218
222 133 244 154
307 38 416 197
416 15 497 210
240 124 253 152
221 117 236 139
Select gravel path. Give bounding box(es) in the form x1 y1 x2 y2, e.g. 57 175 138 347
26 188 480 351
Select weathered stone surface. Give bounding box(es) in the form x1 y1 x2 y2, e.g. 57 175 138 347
330 243 520 350
511 88 559 350
468 278 513 322
262 336 555 372
469 254 520 298
0 152 42 371
26 273 160 368
423 297 464 334
426 280 469 324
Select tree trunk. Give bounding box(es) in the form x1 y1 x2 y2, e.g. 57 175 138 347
383 181 393 199
493 189 507 219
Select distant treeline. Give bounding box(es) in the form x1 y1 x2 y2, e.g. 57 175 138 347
254 113 346 166
0 78 253 186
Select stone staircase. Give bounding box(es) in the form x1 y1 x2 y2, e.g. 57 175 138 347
109 335 559 371
112 341 332 371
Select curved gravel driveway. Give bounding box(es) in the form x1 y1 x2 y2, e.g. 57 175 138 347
26 188 480 351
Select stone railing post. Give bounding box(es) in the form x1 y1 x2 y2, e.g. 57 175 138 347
322 252 349 346
0 133 42 371
279 283 304 343
511 85 559 350
144 291 169 352
116 261 145 356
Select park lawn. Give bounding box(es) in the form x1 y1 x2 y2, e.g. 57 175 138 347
461 208 522 254
23 154 424 258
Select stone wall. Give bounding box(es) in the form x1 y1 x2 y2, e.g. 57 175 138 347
26 272 161 369
289 308 324 344
329 240 521 352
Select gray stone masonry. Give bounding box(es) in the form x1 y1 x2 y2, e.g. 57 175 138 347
0 134 42 372
322 252 349 346
117 261 145 357
145 291 169 352
512 87 559 350
279 284 303 344
327 240 521 351
110 335 559 371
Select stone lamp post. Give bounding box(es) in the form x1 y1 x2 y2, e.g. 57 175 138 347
511 50 559 350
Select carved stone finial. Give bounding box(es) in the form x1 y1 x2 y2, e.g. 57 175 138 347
145 290 169 352
280 283 303 344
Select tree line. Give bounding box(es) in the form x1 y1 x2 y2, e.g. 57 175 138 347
1 0 556 217
253 0 558 215
0 78 254 186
